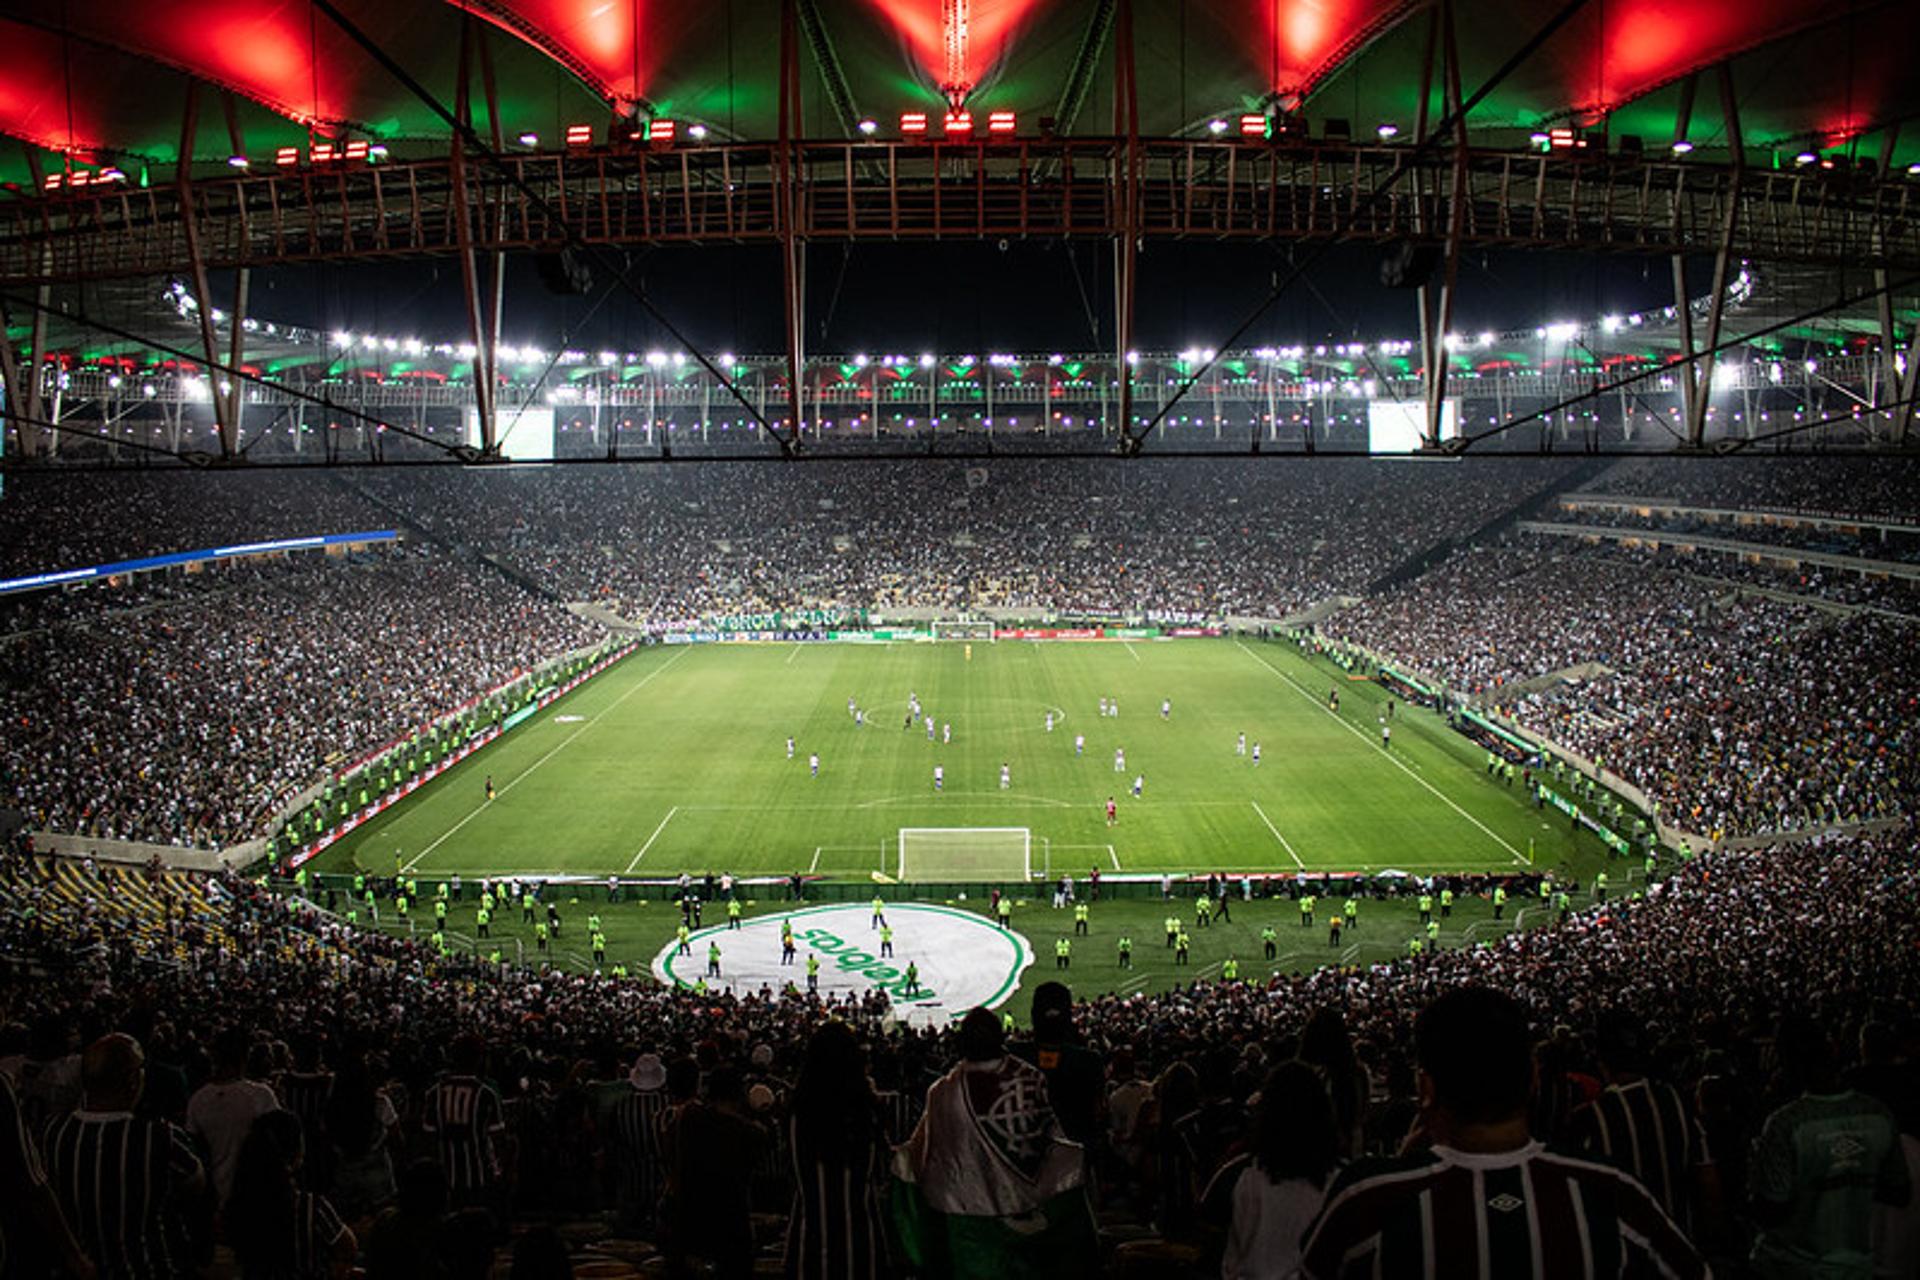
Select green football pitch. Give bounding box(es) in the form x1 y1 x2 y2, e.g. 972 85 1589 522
323 636 1599 884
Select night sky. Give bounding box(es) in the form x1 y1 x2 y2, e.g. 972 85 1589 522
228 241 1685 358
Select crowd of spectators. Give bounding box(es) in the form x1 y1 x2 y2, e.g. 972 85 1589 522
1550 502 1920 567
0 472 391 582
3 452 1913 852
1576 455 1920 518
1328 535 1920 837
1 823 1914 1277
347 459 1576 622
0 547 597 847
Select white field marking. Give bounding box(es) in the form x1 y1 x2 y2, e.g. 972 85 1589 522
1122 641 1142 663
1108 843 1122 870
1235 641 1529 866
624 806 681 872
1250 801 1307 868
402 647 691 873
1117 971 1151 993
809 846 823 873
786 643 803 664
855 793 1071 809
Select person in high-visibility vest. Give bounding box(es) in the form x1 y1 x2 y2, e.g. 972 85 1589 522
871 896 887 929
879 924 894 958
806 952 820 992
534 921 549 952
1055 937 1071 969
997 898 1013 929
707 941 722 978
1300 895 1316 927
1407 936 1423 958
1073 902 1090 935
1493 885 1508 920
1174 930 1191 965
1426 919 1440 947
727 898 743 929
904 962 921 996
1418 893 1433 925
676 924 690 956
1222 956 1239 982
1261 925 1278 960
1440 887 1454 918
475 907 490 938
1117 935 1133 969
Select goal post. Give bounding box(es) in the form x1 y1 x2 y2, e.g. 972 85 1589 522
898 827 1031 882
930 619 996 642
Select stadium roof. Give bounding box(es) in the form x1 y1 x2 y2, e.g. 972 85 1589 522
2 0 1916 190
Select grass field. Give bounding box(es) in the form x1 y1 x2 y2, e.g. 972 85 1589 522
323 636 1599 883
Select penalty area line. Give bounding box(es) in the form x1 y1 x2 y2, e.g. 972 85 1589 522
1234 641 1529 866
1250 801 1306 869
1107 844 1121 871
625 806 682 873
401 646 692 874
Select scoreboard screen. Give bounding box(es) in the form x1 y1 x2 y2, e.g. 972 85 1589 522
467 407 555 461
1368 399 1457 454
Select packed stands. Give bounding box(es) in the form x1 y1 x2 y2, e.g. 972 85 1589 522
1 826 1914 1276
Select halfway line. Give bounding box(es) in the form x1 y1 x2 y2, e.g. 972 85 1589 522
625 806 682 872
1234 640 1528 865
1250 801 1306 869
402 646 692 873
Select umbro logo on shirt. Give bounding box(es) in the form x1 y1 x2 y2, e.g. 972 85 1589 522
1487 1193 1525 1213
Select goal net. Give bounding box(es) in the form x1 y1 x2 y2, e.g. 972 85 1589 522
931 619 996 642
898 827 1031 882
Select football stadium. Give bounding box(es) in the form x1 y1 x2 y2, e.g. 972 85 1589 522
2 1 1918 1276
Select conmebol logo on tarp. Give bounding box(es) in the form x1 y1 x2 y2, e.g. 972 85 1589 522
653 902 1033 1027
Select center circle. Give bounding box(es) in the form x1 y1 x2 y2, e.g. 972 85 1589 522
651 901 1034 1026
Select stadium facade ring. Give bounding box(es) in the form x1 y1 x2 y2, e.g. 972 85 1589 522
652 902 1034 1026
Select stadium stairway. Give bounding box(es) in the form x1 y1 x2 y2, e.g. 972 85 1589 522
1363 456 1614 596
1 859 229 963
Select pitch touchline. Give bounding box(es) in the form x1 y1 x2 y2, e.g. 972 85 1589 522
401 647 692 873
1250 800 1306 869
1234 641 1529 866
625 806 681 872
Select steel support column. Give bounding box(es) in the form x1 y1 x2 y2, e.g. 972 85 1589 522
221 268 249 457
1871 265 1918 444
795 0 863 138
1418 0 1467 449
1878 281 1920 445
451 20 498 454
777 0 807 450
1685 65 1744 449
175 84 232 452
0 294 42 458
1112 0 1139 452
1051 0 1117 139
